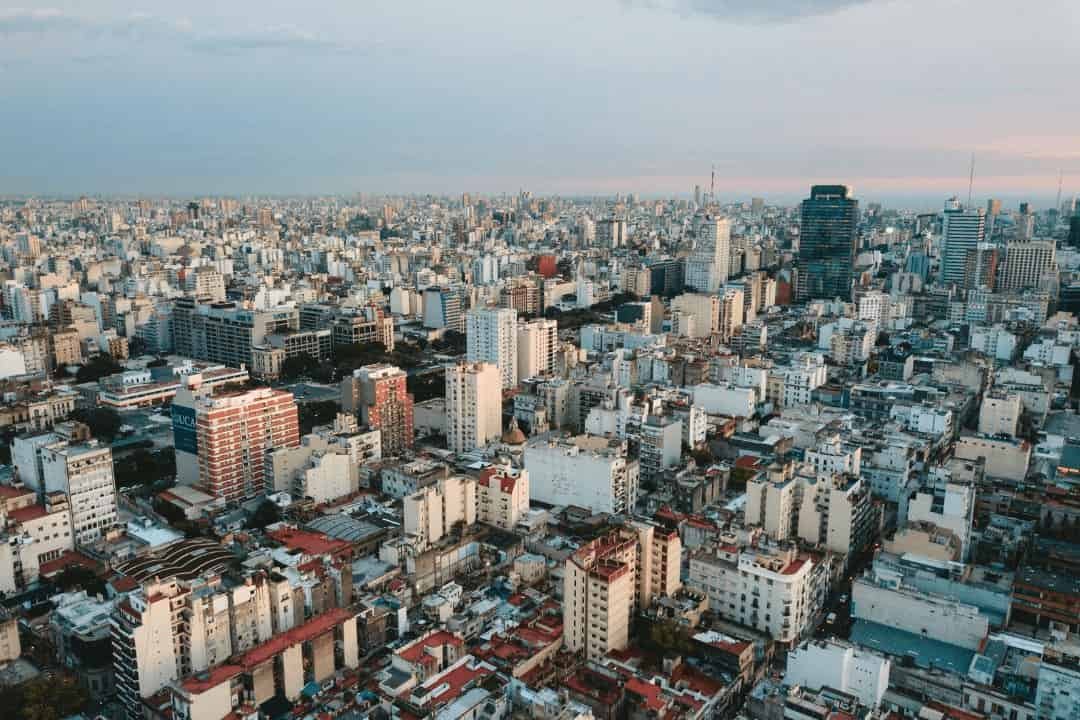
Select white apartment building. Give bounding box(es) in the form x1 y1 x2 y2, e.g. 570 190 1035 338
970 324 1017 361
445 362 503 453
517 318 558 383
805 436 862 477
404 475 477 550
685 215 731 293
476 465 529 530
524 434 639 515
0 488 73 592
904 469 975 561
688 544 827 646
691 383 756 418
785 638 890 708
769 352 827 409
112 580 184 709
1036 644 1080 720
747 464 877 557
41 441 118 545
466 307 518 389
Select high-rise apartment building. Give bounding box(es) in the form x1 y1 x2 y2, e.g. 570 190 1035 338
595 218 627 248
342 364 414 456
445 362 502 453
717 286 745 343
466 307 518 390
940 197 987 288
173 377 300 502
685 215 731 293
563 522 681 659
172 298 298 368
423 286 464 332
998 239 1056 292
516 318 558 383
40 441 119 545
403 475 477 550
112 580 184 716
184 267 226 302
797 185 859 300
671 293 720 338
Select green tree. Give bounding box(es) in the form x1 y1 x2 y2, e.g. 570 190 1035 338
298 399 340 434
53 565 107 597
75 353 122 383
248 500 282 529
70 406 122 441
281 353 320 381
18 676 88 720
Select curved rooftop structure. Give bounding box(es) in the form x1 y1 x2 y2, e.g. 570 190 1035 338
116 537 234 582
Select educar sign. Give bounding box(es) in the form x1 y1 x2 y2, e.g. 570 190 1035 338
172 405 198 454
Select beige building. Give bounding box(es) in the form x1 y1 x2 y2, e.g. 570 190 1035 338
516 318 558 383
717 286 745 343
404 475 477 550
52 328 82 367
0 609 20 667
563 522 682 659
688 544 827 646
671 293 719 338
445 362 502 453
477 465 529 530
978 391 1022 437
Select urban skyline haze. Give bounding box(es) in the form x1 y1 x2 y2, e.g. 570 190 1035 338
2 1 1079 203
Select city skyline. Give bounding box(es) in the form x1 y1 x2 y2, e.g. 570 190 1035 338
3 1 1079 199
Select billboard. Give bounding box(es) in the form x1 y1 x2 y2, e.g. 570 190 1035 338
172 405 198 455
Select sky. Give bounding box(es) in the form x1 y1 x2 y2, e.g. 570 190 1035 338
2 1 1080 207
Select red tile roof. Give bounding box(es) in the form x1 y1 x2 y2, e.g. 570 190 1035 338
239 608 352 670
38 551 100 577
8 504 49 523
181 664 242 694
266 527 351 557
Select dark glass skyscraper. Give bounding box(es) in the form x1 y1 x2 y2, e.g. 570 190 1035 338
797 184 859 300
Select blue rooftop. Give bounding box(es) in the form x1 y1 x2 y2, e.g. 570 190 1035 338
849 619 976 674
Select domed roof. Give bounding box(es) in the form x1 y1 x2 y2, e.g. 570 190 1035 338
501 417 526 445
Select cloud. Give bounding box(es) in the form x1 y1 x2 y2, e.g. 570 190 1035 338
186 25 352 55
0 7 352 54
622 0 878 24
0 7 84 34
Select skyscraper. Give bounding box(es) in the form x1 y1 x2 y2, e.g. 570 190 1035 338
940 197 987 288
445 362 502 453
466 307 518 389
684 215 731 293
797 185 859 300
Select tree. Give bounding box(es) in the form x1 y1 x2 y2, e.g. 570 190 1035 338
52 565 106 597
3 676 89 720
298 399 340 435
75 353 122 383
70 406 122 441
248 500 281 529
280 354 320 381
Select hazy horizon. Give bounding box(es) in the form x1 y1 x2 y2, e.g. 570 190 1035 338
4 1 1079 202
